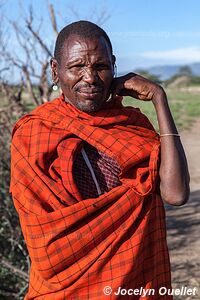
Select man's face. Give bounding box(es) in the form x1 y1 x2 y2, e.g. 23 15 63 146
51 35 115 112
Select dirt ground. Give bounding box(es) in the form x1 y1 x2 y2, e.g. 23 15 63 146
165 119 200 299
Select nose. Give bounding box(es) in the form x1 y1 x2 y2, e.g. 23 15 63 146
82 67 99 84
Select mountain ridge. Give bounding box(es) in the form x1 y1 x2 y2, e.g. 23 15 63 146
148 62 200 80
120 62 200 80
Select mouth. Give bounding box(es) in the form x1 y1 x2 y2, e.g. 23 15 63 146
77 89 102 99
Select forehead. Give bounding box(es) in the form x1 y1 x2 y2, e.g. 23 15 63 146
60 35 112 62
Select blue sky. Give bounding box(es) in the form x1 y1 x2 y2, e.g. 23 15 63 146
2 0 200 73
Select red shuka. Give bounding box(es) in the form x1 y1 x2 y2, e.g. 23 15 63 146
10 95 172 299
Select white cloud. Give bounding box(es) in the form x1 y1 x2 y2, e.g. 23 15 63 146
140 46 200 62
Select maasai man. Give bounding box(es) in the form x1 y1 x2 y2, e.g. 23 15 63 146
10 21 190 299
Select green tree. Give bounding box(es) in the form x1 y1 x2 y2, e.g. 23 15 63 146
134 69 161 83
177 65 193 77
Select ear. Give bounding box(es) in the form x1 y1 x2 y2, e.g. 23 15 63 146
112 55 116 65
111 55 116 76
50 58 59 83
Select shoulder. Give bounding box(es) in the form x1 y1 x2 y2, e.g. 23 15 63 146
12 97 62 137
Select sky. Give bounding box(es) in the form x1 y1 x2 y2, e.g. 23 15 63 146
1 0 200 74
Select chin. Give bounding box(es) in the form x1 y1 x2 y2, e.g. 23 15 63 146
76 99 105 113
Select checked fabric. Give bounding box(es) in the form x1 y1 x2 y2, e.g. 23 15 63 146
73 142 121 199
10 94 172 299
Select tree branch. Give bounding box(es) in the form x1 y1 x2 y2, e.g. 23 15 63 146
48 3 58 36
1 259 29 281
26 19 52 57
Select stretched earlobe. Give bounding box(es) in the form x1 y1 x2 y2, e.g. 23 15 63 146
50 58 57 71
112 55 116 64
50 58 59 83
114 63 117 78
112 55 117 77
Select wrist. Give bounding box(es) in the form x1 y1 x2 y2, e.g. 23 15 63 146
152 87 167 106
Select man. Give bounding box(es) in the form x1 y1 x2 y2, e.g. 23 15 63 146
10 21 189 299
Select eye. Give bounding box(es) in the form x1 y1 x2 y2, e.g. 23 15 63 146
68 64 85 70
74 64 85 68
95 63 110 70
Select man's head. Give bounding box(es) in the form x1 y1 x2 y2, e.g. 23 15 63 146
51 20 116 112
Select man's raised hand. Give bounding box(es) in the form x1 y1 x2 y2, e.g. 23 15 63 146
111 72 164 102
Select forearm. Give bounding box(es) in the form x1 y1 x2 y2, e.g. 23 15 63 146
153 89 190 206
112 73 190 205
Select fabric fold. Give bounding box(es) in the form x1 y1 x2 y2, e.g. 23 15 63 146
10 95 171 299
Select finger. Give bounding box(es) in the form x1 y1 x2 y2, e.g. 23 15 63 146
111 86 121 100
111 81 126 99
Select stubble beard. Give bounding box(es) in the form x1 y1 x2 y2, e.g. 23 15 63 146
76 98 105 112
65 95 106 113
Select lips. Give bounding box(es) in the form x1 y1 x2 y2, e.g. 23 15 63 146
79 88 102 93
77 91 101 100
76 87 103 99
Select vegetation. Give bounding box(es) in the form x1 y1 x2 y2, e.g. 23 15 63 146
165 65 200 87
123 89 200 131
134 69 162 83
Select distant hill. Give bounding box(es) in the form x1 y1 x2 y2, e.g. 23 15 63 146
120 62 200 81
166 75 193 88
147 62 200 80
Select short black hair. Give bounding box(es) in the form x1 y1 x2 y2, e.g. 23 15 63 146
54 20 113 63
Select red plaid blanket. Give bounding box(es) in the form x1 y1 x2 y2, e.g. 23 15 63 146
10 95 172 299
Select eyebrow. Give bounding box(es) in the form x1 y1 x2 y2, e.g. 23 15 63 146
65 57 111 67
65 58 83 67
